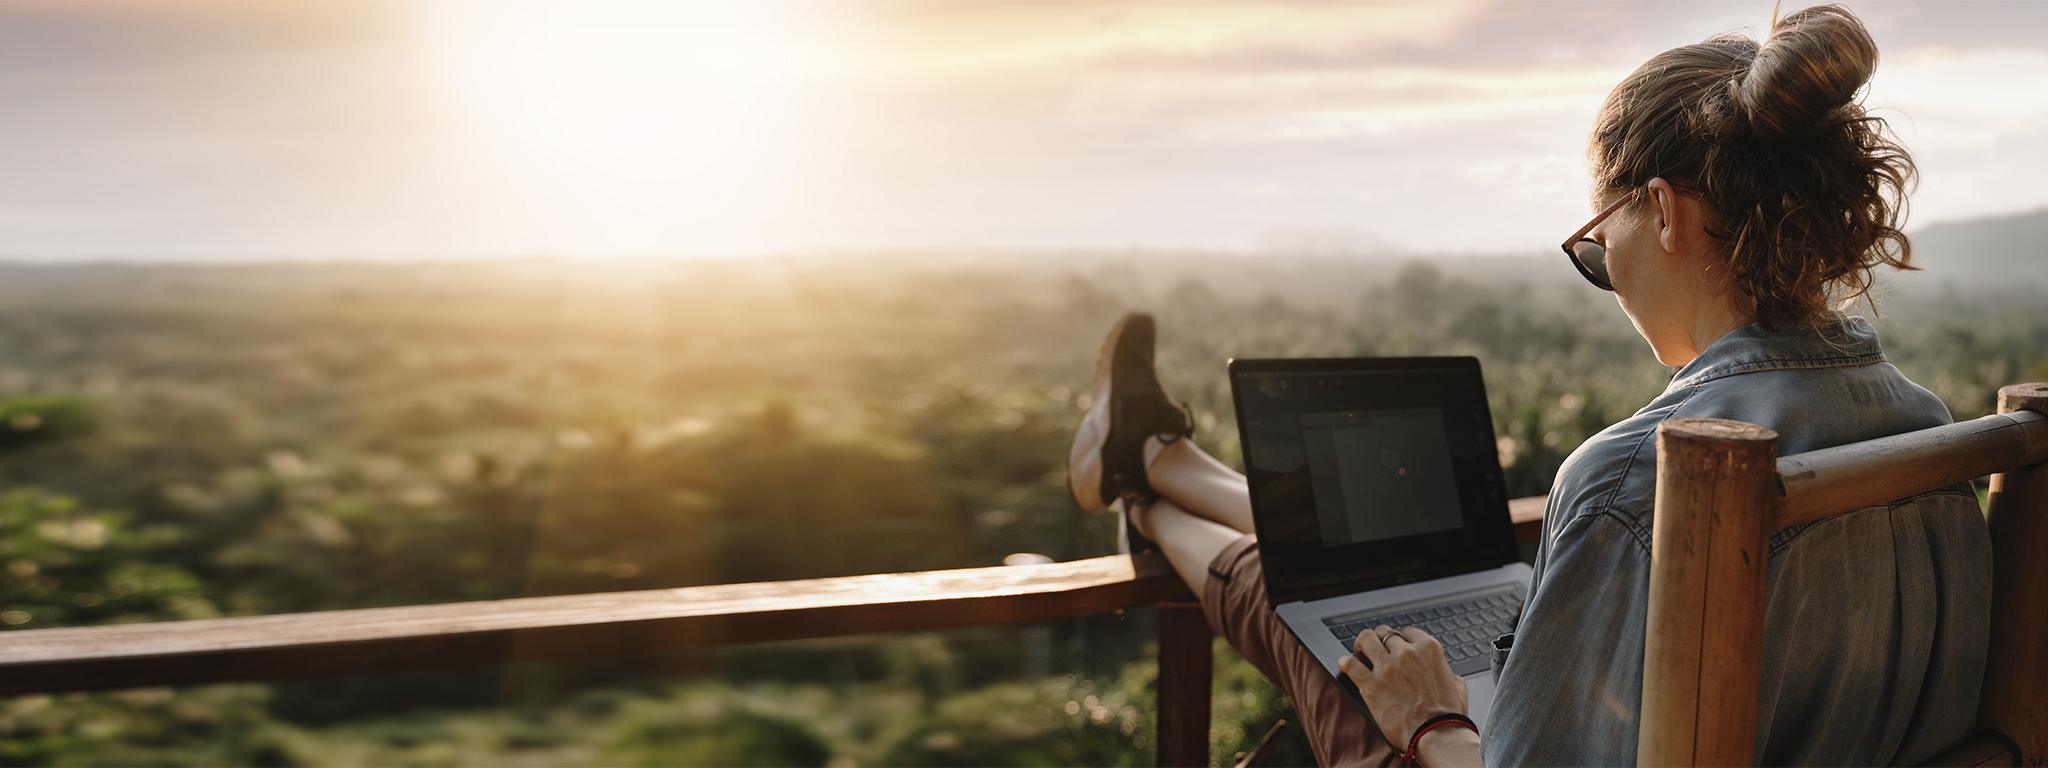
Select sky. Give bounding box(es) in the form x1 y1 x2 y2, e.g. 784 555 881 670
3 0 2046 261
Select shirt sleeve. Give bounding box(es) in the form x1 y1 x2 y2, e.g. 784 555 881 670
1483 510 1651 767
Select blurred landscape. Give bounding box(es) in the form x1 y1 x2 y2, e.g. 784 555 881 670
0 206 2042 765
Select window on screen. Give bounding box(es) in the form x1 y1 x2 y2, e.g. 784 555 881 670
1300 407 1464 545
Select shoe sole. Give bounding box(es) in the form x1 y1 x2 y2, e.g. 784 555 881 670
1066 315 1130 513
1068 315 1160 555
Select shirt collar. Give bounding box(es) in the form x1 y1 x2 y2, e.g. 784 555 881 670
1665 313 1886 392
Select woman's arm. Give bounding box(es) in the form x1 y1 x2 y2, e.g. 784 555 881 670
1338 625 1484 767
1338 516 1652 766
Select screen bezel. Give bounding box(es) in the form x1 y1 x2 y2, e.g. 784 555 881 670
1226 356 1519 605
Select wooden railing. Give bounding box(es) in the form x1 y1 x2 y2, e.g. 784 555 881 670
0 384 2040 766
0 504 1546 766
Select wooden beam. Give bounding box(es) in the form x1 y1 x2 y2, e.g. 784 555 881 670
0 552 1189 695
1155 603 1213 767
1978 384 2048 766
1513 411 2048 547
1638 418 1779 767
1777 410 2048 528
1509 495 1546 543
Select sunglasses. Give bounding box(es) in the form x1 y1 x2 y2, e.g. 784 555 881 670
1560 189 1639 292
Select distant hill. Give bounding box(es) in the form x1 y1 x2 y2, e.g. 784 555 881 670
1904 207 2048 291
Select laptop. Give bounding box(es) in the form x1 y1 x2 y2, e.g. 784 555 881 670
1226 356 1531 727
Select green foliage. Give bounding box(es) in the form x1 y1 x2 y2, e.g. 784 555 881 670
1208 640 1316 768
0 687 301 767
0 396 95 458
876 672 1150 767
604 707 831 767
0 488 213 630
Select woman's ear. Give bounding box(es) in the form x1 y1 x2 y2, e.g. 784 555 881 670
1646 177 1683 255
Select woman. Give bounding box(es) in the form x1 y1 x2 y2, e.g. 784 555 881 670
1066 5 1990 765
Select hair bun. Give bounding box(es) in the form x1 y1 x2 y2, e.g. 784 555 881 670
1734 4 1879 139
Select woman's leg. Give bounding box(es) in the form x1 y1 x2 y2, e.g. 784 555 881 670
1127 495 1240 597
1143 436 1255 534
1133 470 1398 767
1065 314 1392 764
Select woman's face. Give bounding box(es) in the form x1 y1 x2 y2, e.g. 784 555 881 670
1587 180 1733 366
1588 188 1659 332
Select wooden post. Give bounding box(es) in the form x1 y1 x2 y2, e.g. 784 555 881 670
1639 418 1780 767
1979 383 2048 766
1157 602 1213 768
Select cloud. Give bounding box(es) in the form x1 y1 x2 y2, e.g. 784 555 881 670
850 1 1490 81
0 2 399 72
1066 64 1624 141
1 0 2045 258
1862 45 2048 224
1870 47 2048 150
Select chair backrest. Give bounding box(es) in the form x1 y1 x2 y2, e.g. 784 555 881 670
1638 382 2048 766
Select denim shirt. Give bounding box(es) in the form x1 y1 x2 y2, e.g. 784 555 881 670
1483 315 1992 766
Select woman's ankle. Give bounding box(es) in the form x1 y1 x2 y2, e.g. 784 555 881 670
1142 434 1174 471
1125 497 1156 540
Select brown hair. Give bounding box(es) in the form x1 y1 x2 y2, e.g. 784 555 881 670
1588 4 1917 330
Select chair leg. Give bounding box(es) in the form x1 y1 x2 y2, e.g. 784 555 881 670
1979 384 2048 763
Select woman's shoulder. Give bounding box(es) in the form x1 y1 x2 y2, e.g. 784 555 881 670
1679 357 1953 455
1547 328 1952 532
1545 390 1693 532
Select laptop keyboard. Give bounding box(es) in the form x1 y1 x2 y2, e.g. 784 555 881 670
1322 585 1524 677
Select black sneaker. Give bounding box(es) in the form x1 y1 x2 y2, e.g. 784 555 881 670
1066 313 1194 552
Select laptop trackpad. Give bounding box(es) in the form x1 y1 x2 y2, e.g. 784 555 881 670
1463 671 1498 731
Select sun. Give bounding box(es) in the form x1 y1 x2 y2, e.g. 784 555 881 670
410 1 818 257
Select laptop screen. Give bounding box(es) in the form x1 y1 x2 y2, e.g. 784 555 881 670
1229 357 1518 604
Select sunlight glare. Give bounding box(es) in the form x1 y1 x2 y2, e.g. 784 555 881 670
413 1 819 257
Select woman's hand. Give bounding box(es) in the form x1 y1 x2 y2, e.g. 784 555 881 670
1337 625 1471 755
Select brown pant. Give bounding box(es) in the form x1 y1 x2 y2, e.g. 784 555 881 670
1200 534 1398 767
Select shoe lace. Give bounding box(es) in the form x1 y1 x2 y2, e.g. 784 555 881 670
1159 400 1196 442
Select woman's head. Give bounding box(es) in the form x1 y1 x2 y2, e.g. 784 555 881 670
1580 4 1916 364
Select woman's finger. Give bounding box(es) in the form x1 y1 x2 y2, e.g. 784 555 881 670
1350 626 1381 655
1354 626 1391 668
1337 653 1371 687
1396 626 1437 649
1373 624 1409 649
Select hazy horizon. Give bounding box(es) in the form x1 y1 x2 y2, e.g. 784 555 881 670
6 0 2048 261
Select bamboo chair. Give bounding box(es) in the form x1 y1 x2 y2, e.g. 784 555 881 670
1639 383 2048 766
